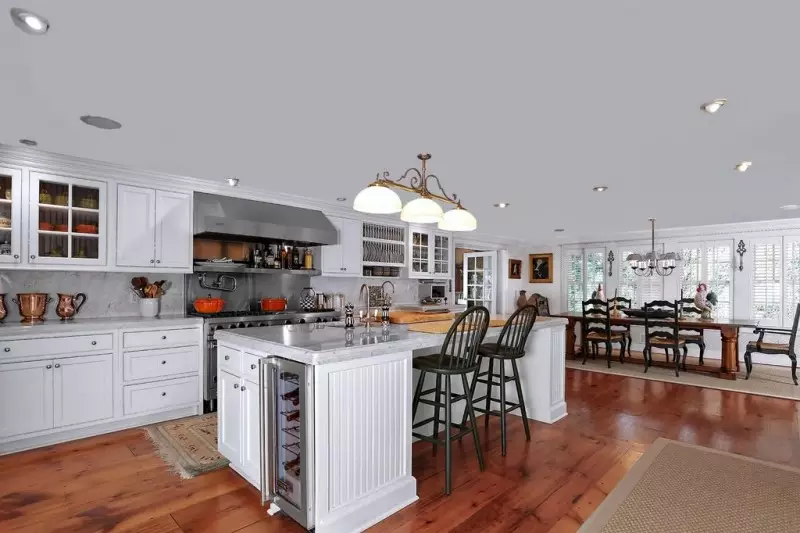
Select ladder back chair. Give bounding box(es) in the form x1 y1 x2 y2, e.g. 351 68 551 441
643 300 684 377
678 297 706 368
582 299 626 368
607 295 633 359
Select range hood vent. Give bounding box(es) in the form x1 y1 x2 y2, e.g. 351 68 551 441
193 192 338 246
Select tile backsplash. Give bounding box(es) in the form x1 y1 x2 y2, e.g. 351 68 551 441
0 271 185 321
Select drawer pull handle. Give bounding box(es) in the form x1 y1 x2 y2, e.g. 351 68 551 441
161 392 167 397
46 364 52 369
241 386 246 391
91 341 97 346
3 347 9 352
250 364 257 370
161 360 167 365
224 355 230 360
54 364 61 368
234 383 239 389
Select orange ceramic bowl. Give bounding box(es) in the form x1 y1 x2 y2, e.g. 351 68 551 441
193 297 225 314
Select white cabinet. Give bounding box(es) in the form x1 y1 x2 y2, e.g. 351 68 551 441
321 216 361 276
28 171 107 266
0 166 23 264
0 360 53 438
240 378 261 483
218 369 242 461
408 226 452 279
53 354 113 428
116 184 191 270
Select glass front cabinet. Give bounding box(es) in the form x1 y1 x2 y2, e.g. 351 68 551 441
408 226 452 279
28 172 107 266
0 167 23 264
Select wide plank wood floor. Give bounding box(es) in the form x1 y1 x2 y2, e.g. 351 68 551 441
2 368 799 533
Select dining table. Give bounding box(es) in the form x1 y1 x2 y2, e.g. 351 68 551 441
551 312 761 380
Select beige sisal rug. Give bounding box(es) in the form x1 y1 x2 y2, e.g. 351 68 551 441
144 413 228 479
580 438 800 532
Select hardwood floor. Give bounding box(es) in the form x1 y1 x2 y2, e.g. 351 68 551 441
2 368 799 533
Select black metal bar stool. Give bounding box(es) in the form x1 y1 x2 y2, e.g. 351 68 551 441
411 306 490 495
463 305 538 456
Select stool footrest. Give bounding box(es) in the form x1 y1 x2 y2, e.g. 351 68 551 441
472 401 520 415
412 423 476 446
412 416 435 429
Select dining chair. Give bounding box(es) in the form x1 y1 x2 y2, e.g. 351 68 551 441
643 300 684 377
744 303 800 386
607 296 633 359
582 299 625 368
678 297 706 368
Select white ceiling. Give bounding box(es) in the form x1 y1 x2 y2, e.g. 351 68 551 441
3 1 800 244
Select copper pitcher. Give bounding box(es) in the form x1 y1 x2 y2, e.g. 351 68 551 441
12 292 51 323
0 294 7 322
56 293 87 321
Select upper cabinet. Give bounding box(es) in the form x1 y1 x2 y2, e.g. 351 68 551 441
116 185 192 270
0 167 23 264
321 216 362 276
28 172 107 266
408 226 452 279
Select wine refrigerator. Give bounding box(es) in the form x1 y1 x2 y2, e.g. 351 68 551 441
259 357 315 530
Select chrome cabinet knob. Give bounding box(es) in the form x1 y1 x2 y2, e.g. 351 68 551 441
234 383 239 389
150 259 154 263
250 364 256 370
156 260 161 264
241 386 246 392
161 360 166 365
161 335 167 340
46 364 52 369
91 340 97 345
224 355 230 360
3 347 9 352
30 254 35 260
13 254 18 259
54 364 60 368
161 392 166 397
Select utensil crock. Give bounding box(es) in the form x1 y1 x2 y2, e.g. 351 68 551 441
56 293 87 321
12 292 51 323
139 297 160 318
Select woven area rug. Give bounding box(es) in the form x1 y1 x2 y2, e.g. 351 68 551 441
144 413 228 479
580 438 800 533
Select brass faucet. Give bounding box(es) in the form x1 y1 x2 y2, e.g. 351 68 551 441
381 281 395 305
359 283 372 328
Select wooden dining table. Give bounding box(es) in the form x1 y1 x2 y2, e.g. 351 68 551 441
551 312 761 380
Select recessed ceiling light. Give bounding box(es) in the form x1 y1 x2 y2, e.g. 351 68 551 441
10 8 49 35
226 178 239 187
735 161 752 172
593 186 608 192
80 115 122 130
19 139 37 147
554 228 565 232
780 204 799 211
336 197 347 202
701 98 727 114
493 202 510 208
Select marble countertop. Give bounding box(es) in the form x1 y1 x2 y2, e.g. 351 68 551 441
215 316 567 365
0 314 203 338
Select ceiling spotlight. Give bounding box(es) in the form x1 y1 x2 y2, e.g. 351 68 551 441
493 202 510 208
226 178 239 187
10 8 49 35
336 197 347 202
702 98 727 114
735 161 752 172
593 186 608 192
19 139 37 147
554 228 565 232
80 115 122 130
780 204 800 211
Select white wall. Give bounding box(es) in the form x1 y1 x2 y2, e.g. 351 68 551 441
499 246 562 314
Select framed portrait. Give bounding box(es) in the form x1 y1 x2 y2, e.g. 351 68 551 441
509 259 522 280
529 253 553 283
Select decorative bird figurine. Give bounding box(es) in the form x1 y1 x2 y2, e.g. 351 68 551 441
694 282 714 318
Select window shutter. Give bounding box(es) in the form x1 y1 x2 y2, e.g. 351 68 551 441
750 240 781 324
566 250 584 312
784 238 800 326
617 249 637 304
706 242 732 320
585 250 605 299
680 245 702 300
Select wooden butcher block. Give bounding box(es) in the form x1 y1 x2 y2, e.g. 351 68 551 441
388 311 455 324
407 317 508 333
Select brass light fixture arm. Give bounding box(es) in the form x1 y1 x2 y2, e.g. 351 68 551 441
369 153 466 209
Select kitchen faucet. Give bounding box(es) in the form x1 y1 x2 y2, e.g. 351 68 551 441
359 283 372 328
381 281 395 305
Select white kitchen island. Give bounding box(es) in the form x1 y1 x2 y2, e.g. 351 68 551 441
214 316 567 533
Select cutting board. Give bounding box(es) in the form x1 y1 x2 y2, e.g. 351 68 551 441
389 311 455 324
407 317 507 333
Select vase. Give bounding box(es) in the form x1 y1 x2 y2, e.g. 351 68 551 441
139 297 160 318
516 290 528 309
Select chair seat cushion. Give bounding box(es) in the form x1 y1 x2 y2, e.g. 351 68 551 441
649 338 686 347
478 343 520 358
413 354 475 374
746 341 790 353
586 331 625 341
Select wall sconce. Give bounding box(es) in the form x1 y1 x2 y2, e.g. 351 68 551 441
607 250 615 277
736 240 746 272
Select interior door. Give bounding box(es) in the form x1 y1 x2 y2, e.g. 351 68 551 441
218 370 242 461
463 251 497 314
155 190 192 268
116 185 156 267
0 167 23 264
0 360 54 438
53 354 113 428
240 378 261 486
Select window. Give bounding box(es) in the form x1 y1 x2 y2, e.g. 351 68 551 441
616 246 664 306
564 248 606 312
680 246 702 301
585 249 605 299
617 249 637 303
751 240 781 323
679 240 733 319
784 238 800 325
566 250 584 312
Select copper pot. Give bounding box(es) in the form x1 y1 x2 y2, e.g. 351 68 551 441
56 293 87 321
0 294 6 322
12 293 51 323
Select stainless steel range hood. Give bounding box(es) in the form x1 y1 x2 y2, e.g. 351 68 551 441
194 192 338 246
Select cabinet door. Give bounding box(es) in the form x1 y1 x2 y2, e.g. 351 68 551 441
154 190 192 269
0 360 53 438
0 167 23 264
53 353 113 428
339 217 362 274
29 172 107 266
218 370 242 461
116 185 156 267
321 216 344 274
409 228 432 278
240 378 262 485
433 232 452 278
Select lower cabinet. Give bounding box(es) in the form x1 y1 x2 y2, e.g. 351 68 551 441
240 378 261 482
219 368 262 486
0 360 53 438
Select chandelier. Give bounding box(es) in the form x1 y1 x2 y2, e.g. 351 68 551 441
626 218 680 277
352 153 477 231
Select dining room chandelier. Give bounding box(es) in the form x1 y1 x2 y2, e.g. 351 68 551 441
626 218 680 277
352 153 477 231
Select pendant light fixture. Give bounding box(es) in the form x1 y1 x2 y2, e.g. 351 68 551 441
353 153 476 231
626 219 680 277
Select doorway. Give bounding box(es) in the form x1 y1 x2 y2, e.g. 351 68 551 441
462 251 497 314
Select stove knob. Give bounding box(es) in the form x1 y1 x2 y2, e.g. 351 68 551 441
299 318 306 324
316 318 323 323
284 320 292 325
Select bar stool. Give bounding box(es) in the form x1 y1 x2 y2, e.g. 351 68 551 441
463 305 538 456
411 306 490 495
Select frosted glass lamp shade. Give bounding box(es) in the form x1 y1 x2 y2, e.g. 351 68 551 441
438 208 477 231
352 185 403 214
400 197 444 223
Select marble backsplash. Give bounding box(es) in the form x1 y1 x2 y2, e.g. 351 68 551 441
0 271 185 321
311 276 420 308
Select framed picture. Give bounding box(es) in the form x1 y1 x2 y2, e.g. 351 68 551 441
529 253 553 283
509 259 522 280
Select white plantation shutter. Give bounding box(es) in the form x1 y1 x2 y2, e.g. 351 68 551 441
566 250 584 312
640 275 664 306
784 237 800 326
706 242 732 320
680 245 702 300
617 249 637 303
751 239 781 324
585 249 606 299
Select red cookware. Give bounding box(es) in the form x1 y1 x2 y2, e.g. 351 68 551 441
193 295 225 314
260 297 287 312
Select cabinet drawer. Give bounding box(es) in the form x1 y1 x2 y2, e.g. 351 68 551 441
123 376 199 415
218 345 241 374
124 346 199 382
242 352 262 382
0 334 113 359
123 328 199 350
